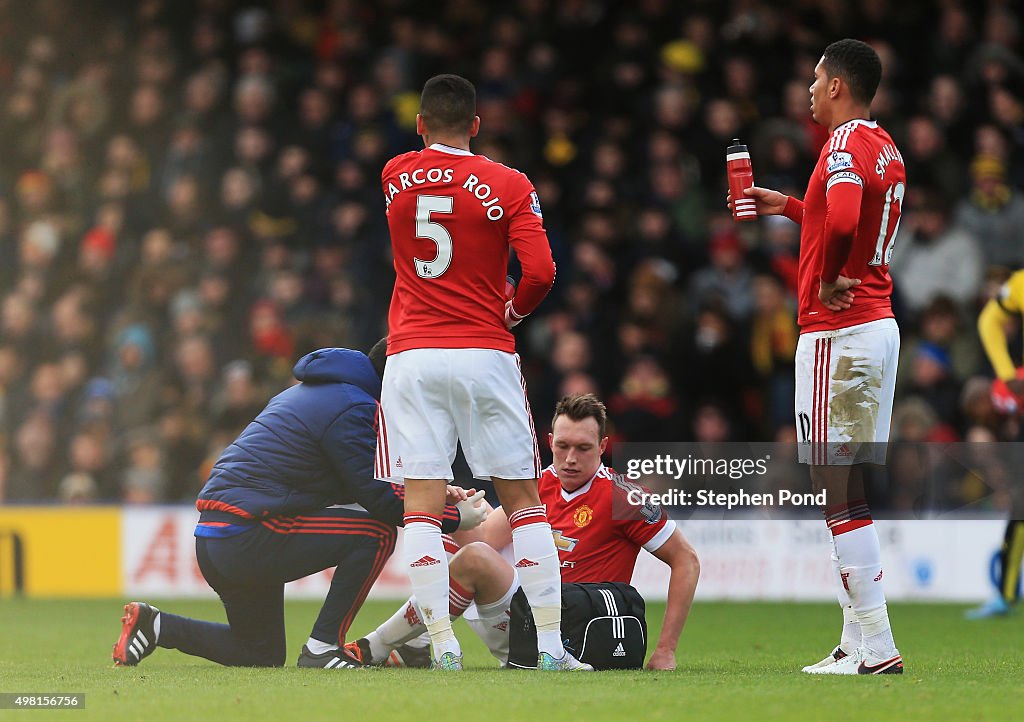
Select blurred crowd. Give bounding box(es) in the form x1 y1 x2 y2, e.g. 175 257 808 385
1 0 1023 506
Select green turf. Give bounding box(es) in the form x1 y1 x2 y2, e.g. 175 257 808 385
0 598 1021 721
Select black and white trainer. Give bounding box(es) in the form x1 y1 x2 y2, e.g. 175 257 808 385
112 602 159 666
296 645 364 669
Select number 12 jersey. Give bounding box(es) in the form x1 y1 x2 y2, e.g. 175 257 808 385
795 119 906 332
382 143 555 354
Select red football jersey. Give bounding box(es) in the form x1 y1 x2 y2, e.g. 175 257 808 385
538 464 676 584
795 119 905 332
382 144 555 354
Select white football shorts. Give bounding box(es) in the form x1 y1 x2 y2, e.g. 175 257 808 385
376 348 541 482
794 318 899 465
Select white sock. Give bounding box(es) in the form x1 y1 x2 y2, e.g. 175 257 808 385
472 576 519 663
833 521 883 568
509 506 564 658
858 603 898 659
367 598 425 661
305 637 337 655
832 520 896 658
475 576 519 619
840 605 861 653
404 632 430 650
403 515 460 658
839 566 896 658
364 631 389 663
830 538 860 651
364 576 474 664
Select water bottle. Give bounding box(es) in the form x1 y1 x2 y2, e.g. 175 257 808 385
727 139 756 222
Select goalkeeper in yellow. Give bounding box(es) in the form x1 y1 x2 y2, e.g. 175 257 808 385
971 270 1024 618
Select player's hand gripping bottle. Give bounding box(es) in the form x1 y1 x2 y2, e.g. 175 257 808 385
727 139 757 222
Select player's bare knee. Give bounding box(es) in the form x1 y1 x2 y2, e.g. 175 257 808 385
450 541 492 578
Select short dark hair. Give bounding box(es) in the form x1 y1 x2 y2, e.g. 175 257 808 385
552 393 607 438
821 39 882 106
420 74 476 133
367 337 387 379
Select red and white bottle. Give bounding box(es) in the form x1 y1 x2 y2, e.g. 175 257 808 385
727 139 757 222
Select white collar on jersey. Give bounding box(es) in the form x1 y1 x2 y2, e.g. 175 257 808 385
559 464 606 502
428 143 473 156
832 118 878 134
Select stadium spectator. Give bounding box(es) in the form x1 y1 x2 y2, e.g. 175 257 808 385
889 188 984 317
688 228 754 320
748 273 798 432
0 0 1012 518
954 154 1024 270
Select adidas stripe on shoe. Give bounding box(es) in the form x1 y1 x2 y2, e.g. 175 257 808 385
297 645 364 669
112 602 159 666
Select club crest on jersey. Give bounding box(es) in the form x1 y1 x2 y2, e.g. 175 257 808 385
572 504 593 528
552 529 578 552
530 191 543 217
827 151 854 174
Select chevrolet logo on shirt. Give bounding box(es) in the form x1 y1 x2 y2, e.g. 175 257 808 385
552 530 578 552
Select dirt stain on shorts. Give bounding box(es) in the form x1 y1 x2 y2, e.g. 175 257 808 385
829 355 881 443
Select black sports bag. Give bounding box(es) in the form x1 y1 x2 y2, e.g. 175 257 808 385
506 581 647 670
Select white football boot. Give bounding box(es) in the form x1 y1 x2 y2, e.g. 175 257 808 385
805 646 903 675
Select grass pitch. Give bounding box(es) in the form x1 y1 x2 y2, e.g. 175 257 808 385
0 598 1021 721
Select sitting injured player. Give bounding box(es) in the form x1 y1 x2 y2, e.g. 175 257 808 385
347 393 699 670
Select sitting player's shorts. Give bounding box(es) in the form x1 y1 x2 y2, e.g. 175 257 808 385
794 318 899 465
376 348 541 482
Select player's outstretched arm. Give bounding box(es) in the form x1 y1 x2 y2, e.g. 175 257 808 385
977 298 1024 412
978 299 1018 382
647 530 700 671
322 402 463 530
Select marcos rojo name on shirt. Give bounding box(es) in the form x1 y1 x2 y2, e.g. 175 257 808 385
384 167 507 220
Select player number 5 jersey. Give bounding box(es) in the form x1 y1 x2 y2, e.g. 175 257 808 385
382 144 555 354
